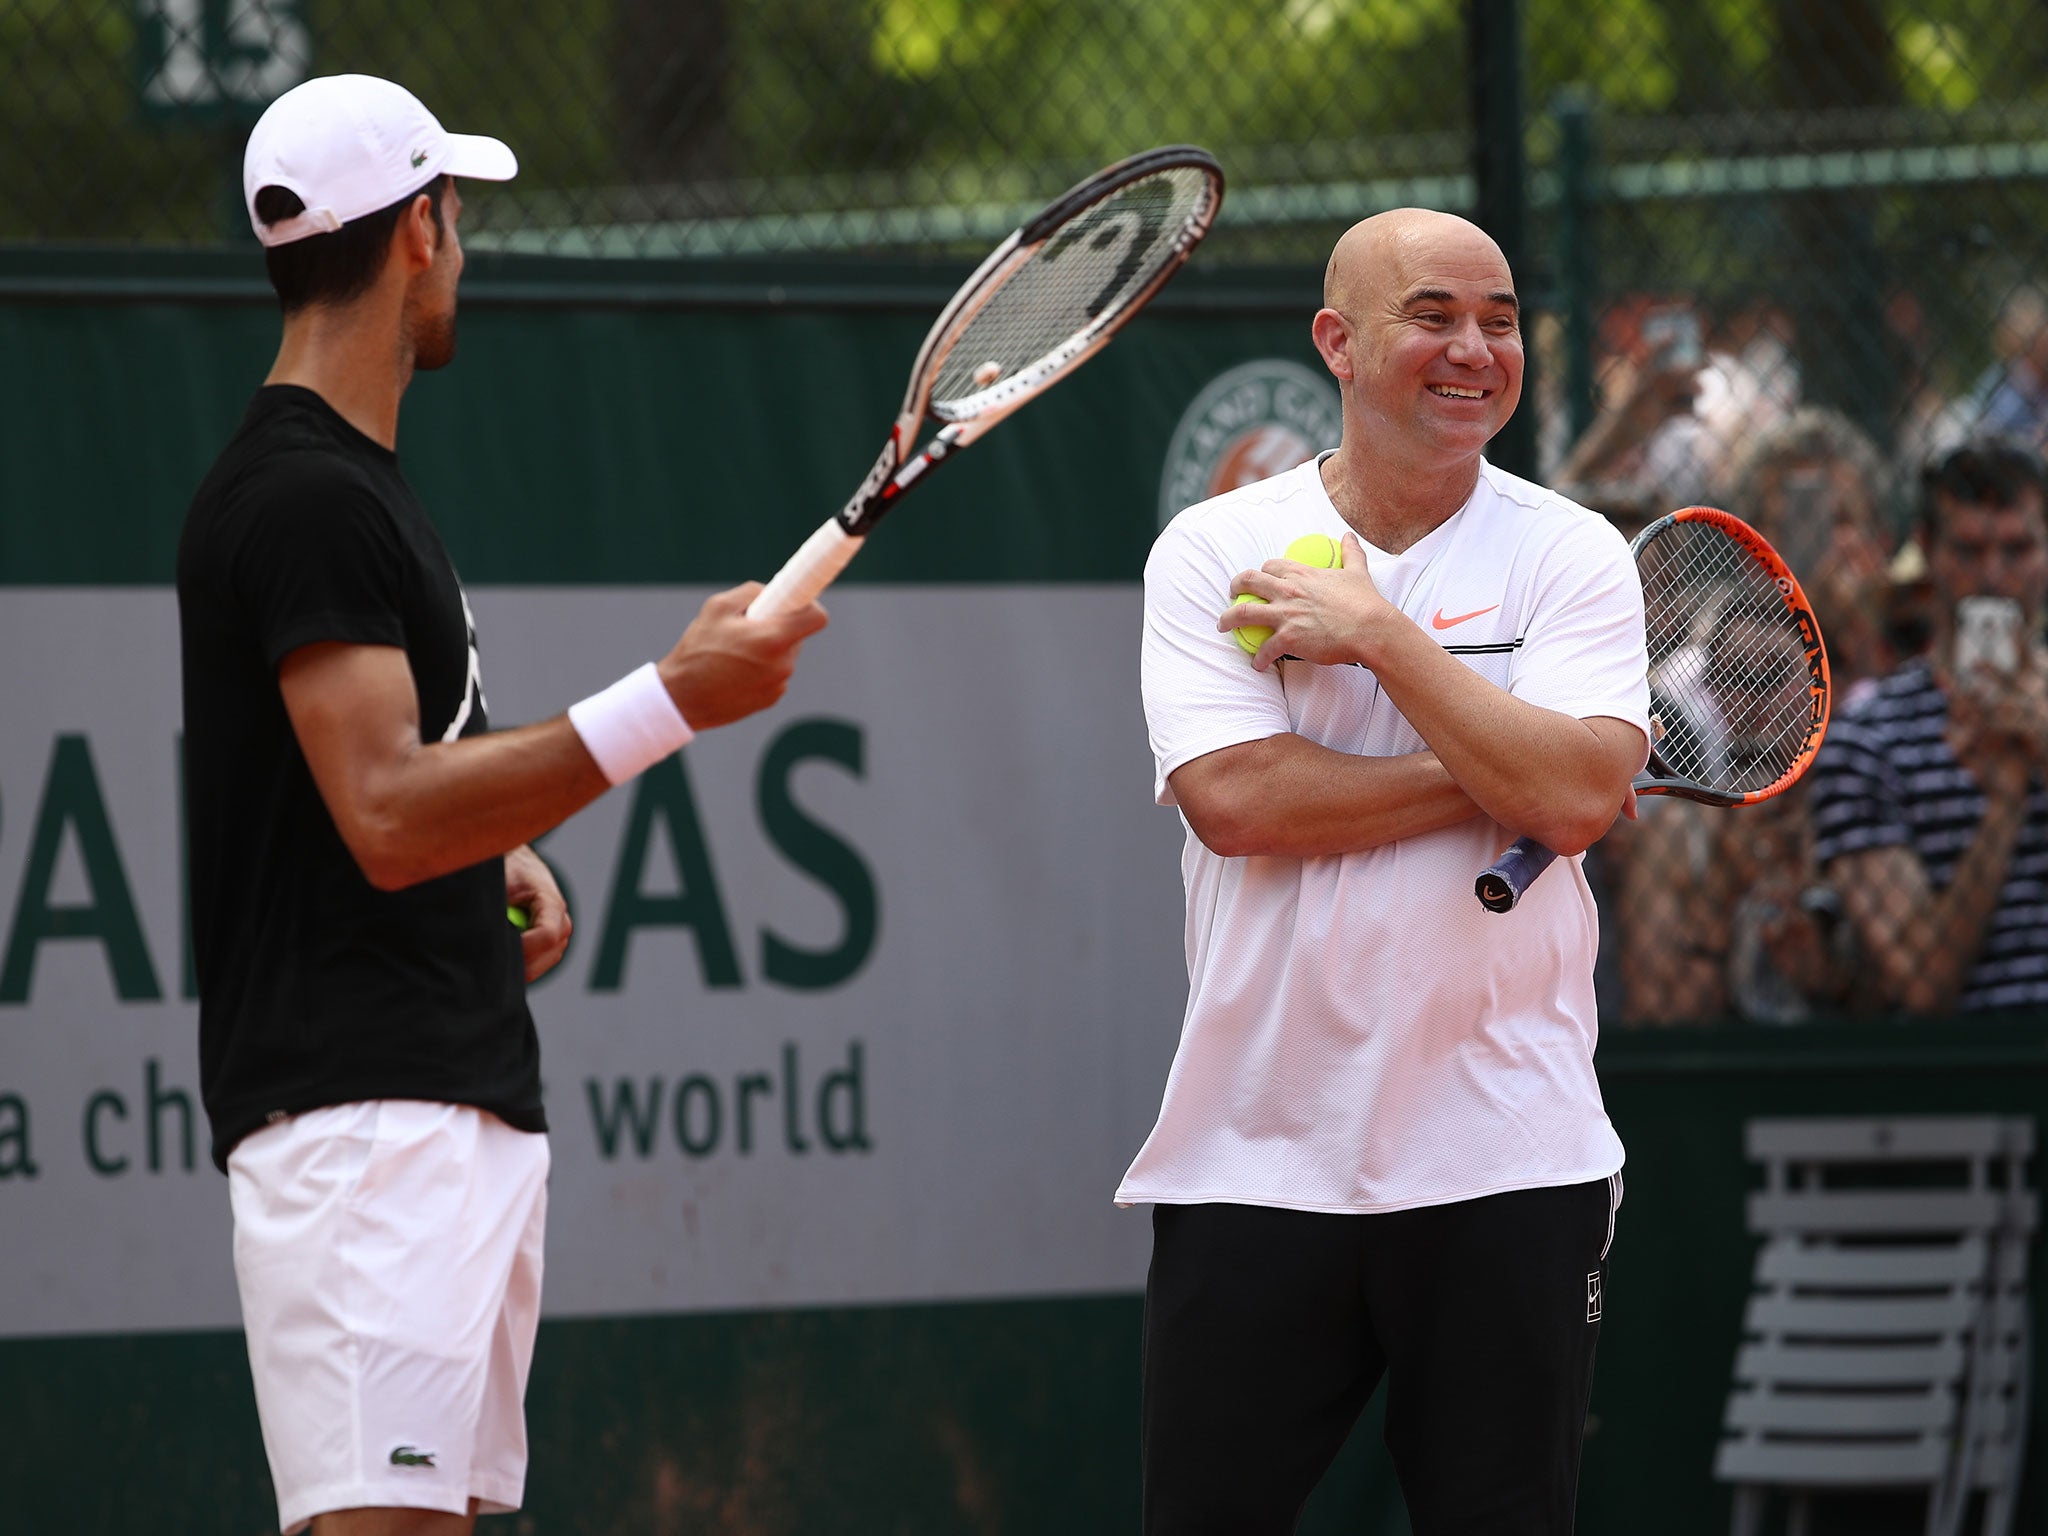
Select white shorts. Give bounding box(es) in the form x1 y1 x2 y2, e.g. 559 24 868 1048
228 1101 550 1535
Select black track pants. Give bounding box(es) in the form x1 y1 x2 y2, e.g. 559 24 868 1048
1141 1178 1619 1536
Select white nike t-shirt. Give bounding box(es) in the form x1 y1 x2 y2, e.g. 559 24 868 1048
1118 454 1650 1213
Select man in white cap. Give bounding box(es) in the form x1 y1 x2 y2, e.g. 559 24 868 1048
177 75 827 1535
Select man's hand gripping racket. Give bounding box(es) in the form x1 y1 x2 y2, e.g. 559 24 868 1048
1475 506 1832 912
746 146 1225 618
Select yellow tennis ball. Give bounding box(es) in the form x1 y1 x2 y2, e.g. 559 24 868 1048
507 905 531 930
1229 593 1274 654
1284 532 1341 568
1233 532 1343 655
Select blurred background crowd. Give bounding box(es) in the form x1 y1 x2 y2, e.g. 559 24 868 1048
1565 312 2048 1027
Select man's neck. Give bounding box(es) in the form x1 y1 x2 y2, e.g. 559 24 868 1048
264 293 413 450
1318 440 1483 556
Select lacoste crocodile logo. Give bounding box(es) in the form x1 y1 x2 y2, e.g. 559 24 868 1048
390 1445 437 1468
411 149 428 169
1431 603 1500 630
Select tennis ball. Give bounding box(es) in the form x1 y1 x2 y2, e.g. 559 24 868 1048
1233 532 1343 655
1286 532 1341 568
507 905 531 931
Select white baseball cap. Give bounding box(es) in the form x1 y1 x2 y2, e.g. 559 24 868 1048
243 74 517 248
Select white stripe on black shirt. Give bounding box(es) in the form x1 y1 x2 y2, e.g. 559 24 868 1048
1810 658 2048 1012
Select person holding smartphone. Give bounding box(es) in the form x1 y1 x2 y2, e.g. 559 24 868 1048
1809 438 2048 1015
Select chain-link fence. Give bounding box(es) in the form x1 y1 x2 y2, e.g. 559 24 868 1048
10 0 2048 1031
5 0 1475 259
12 5 2048 383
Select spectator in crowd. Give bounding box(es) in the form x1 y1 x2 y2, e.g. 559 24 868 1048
1550 307 1704 504
1607 407 1895 1027
1610 779 1861 1027
1729 406 1900 703
1970 286 2048 451
1696 296 1803 480
1554 294 1800 517
1810 439 2048 1016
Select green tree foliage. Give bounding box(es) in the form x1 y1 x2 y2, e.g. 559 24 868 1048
4 0 2048 251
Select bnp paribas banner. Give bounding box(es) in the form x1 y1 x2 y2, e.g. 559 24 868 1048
0 585 1209 1337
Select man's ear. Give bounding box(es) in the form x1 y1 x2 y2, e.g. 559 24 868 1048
1311 307 1353 383
394 193 439 273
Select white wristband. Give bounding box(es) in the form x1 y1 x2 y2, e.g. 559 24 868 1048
568 662 694 785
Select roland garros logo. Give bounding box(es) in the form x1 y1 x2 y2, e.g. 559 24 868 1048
1158 358 1343 529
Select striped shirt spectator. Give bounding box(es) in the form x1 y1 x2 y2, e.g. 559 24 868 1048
1811 438 2048 1016
1812 659 2048 1011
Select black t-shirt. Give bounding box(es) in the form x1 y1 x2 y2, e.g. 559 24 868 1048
177 385 544 1170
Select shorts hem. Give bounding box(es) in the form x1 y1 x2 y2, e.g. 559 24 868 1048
472 1471 526 1516
1114 1161 1626 1215
279 1480 473 1535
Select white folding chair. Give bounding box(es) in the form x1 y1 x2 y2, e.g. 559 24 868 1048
1955 1128 2035 1536
1713 1116 2035 1536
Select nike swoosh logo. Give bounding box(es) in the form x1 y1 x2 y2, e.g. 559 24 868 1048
1431 604 1500 630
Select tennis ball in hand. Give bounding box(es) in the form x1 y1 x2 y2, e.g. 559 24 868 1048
1233 532 1343 655
507 905 531 931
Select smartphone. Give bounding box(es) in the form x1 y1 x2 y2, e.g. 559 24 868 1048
1954 595 2023 676
1642 305 1703 372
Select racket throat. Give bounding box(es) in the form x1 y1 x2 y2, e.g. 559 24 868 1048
887 423 966 499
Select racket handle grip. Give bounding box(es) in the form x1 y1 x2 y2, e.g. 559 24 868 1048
1475 836 1560 914
748 520 864 619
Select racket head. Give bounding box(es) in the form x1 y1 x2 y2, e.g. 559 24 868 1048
910 147 1223 429
1631 505 1832 808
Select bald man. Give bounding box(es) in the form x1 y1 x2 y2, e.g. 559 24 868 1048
1120 210 1649 1533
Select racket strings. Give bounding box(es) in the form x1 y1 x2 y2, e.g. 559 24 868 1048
1640 524 1816 795
929 164 1217 412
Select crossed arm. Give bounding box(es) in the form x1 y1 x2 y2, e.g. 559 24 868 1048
1171 713 1641 862
1172 532 1642 860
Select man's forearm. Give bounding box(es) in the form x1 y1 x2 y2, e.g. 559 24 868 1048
329 716 610 891
1892 796 2028 1012
1364 619 1634 853
1174 735 1481 858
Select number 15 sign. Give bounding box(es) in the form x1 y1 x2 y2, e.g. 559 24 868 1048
137 0 309 114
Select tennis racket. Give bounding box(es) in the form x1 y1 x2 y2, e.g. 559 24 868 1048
1475 506 1831 913
746 146 1225 618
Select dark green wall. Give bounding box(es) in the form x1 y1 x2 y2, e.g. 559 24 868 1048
0 1296 1414 1536
0 249 1319 587
1587 1021 2048 1536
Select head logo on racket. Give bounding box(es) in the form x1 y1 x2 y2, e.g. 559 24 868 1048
747 147 1225 620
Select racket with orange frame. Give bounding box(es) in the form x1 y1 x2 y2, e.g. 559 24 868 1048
1475 506 1832 913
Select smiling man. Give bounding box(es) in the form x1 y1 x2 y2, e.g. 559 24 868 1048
1123 210 1650 1534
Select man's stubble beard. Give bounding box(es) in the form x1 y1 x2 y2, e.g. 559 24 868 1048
410 305 458 372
